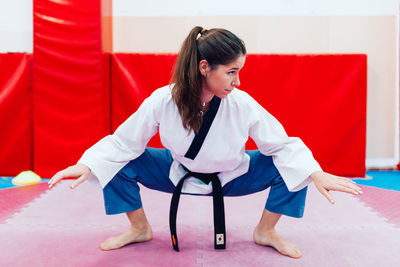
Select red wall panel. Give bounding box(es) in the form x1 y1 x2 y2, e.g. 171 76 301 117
111 53 366 177
111 53 177 147
0 0 362 176
33 0 110 177
0 51 366 177
0 54 32 175
241 55 367 176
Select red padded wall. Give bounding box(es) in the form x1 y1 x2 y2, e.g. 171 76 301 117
0 54 32 175
111 54 177 147
33 0 111 177
111 53 366 177
2 1 366 176
241 55 367 176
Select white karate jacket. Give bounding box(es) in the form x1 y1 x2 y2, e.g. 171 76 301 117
79 85 321 194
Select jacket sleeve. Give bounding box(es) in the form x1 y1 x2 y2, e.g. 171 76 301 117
78 94 160 188
247 96 322 192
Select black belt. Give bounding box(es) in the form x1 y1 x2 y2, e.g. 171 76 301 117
169 95 224 251
169 168 226 251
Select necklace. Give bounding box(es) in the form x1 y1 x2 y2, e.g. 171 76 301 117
200 101 209 115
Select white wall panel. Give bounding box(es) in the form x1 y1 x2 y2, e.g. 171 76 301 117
114 0 398 16
0 0 33 52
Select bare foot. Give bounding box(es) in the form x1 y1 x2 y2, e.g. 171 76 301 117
100 225 152 251
253 226 302 258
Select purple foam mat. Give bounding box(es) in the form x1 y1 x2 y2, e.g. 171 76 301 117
1 180 400 266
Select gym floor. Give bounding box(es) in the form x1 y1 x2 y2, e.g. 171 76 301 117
1 171 400 266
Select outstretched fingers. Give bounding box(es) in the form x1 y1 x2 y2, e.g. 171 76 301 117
319 179 363 205
48 164 90 189
338 176 357 184
311 171 363 205
70 173 88 189
335 178 363 195
318 186 335 205
48 169 69 188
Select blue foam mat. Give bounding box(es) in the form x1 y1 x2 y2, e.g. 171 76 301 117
1 171 400 191
0 177 50 190
354 171 400 191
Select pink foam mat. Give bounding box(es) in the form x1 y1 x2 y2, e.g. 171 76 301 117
0 183 49 222
1 180 400 266
357 185 400 228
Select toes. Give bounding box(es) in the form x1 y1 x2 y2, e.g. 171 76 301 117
100 237 121 251
253 229 302 259
100 242 109 251
100 240 113 251
290 246 302 258
279 244 302 258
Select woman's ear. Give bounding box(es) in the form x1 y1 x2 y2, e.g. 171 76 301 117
199 59 210 76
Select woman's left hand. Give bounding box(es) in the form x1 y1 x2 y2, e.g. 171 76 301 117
310 171 363 204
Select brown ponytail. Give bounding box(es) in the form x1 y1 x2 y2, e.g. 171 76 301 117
171 26 246 133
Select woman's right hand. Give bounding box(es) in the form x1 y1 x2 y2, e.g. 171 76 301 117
48 163 90 189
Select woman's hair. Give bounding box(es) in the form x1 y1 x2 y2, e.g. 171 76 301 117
170 26 246 133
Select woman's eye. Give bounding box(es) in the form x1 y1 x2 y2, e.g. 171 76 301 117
228 71 235 75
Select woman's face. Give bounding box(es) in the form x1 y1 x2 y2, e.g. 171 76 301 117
200 55 246 101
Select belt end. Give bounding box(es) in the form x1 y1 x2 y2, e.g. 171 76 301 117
215 233 226 249
172 234 179 252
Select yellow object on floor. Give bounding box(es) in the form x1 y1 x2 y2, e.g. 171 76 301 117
12 171 41 186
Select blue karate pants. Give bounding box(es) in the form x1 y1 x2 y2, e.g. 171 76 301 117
103 148 308 218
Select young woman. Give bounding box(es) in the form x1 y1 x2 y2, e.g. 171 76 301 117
48 26 362 258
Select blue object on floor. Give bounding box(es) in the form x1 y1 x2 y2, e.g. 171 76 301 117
0 177 50 190
0 177 15 189
354 171 400 192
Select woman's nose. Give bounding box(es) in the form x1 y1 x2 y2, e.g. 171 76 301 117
234 75 240 87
